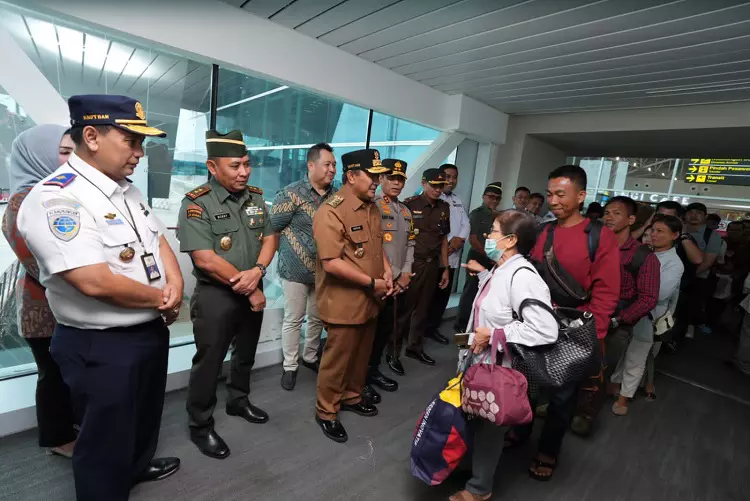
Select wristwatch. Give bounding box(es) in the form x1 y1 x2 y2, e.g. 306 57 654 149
255 263 267 277
367 278 376 290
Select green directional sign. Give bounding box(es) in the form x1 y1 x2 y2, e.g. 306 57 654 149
684 158 750 186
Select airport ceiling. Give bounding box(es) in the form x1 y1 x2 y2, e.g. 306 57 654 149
224 0 750 115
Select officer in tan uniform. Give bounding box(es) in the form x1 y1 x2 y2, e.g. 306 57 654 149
392 169 450 370
313 148 393 443
365 159 415 403
178 130 276 459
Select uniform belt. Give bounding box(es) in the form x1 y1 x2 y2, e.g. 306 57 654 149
417 256 440 263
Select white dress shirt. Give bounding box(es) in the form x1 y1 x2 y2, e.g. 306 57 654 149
17 153 165 329
464 254 558 367
440 191 470 268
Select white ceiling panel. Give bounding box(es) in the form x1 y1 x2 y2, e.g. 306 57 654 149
218 0 750 114
295 0 401 39
241 0 295 19
270 0 344 29
319 0 459 47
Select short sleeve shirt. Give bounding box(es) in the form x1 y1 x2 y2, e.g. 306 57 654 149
375 193 414 277
404 194 450 261
16 153 165 329
314 188 384 325
178 177 271 284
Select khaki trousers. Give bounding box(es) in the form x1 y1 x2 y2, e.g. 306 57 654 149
316 319 377 419
281 279 324 371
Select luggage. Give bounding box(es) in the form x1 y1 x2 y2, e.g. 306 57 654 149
410 374 471 486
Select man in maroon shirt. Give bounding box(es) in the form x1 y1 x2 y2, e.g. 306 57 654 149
519 165 620 482
571 196 660 435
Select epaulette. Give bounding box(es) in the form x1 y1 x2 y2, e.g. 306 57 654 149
43 173 76 188
186 185 210 200
247 185 263 195
381 195 391 204
404 195 420 203
326 194 344 208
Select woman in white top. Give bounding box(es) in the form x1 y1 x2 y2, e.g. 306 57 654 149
450 210 557 501
612 214 684 414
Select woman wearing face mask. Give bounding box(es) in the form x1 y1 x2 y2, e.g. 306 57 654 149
450 210 558 501
2 125 77 457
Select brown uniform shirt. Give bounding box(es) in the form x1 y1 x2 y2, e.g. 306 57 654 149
404 194 450 261
314 186 385 325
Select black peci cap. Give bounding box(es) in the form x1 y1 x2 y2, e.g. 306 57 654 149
341 149 390 174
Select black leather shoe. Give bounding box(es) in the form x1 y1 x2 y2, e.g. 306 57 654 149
362 384 381 404
315 415 348 443
341 401 379 417
135 457 181 483
281 370 297 391
190 430 230 459
406 349 436 366
387 355 405 376
427 330 450 345
226 401 269 424
301 358 320 373
368 370 398 392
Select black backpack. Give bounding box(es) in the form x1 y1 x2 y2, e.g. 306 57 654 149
535 220 602 308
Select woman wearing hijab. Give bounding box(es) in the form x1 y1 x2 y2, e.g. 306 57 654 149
2 124 76 457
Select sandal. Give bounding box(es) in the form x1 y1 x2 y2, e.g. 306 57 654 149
529 456 557 482
449 490 492 501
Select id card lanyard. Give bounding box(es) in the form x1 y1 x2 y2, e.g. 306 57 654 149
66 163 162 282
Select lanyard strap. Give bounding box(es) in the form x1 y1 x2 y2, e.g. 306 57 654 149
66 162 144 247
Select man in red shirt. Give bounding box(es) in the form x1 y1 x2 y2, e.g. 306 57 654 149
520 165 620 482
571 196 658 431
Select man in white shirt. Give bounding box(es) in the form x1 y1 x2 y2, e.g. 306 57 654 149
424 163 469 344
18 95 183 500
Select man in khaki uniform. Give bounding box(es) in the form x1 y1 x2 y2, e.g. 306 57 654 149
313 148 393 443
394 169 450 370
178 130 277 460
365 159 415 403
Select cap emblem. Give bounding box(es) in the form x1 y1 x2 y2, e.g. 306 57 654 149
135 102 145 120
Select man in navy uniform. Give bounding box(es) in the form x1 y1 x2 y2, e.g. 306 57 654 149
18 95 182 501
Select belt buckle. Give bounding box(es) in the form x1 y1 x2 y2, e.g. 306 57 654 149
425 257 433 263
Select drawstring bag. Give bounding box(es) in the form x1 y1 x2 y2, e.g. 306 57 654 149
411 367 471 486
461 329 533 427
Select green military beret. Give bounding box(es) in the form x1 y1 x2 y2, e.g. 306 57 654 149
206 129 247 158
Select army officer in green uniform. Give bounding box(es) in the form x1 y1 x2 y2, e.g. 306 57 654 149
178 130 277 460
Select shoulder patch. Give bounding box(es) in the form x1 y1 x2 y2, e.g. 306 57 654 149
186 185 210 200
43 173 77 188
326 194 344 208
247 185 263 195
186 204 204 219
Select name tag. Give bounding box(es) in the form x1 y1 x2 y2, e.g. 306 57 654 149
351 225 363 232
106 218 124 225
214 213 230 220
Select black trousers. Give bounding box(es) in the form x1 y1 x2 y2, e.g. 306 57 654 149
371 295 411 372
456 274 479 331
26 336 77 448
51 318 169 501
187 282 263 433
424 267 455 335
515 381 579 458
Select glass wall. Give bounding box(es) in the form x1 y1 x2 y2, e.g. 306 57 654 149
0 4 442 380
569 156 750 227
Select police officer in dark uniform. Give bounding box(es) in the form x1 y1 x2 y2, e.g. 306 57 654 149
178 130 276 459
455 182 503 331
18 95 182 501
389 169 450 371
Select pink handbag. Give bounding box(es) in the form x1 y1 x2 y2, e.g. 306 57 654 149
461 329 533 426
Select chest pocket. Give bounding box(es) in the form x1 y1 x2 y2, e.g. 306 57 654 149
347 227 370 245
100 225 138 271
437 214 450 235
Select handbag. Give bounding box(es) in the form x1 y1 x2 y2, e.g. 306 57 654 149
461 329 533 426
508 298 600 388
653 311 674 337
411 371 471 486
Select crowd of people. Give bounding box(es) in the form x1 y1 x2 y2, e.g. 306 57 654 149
3 92 750 501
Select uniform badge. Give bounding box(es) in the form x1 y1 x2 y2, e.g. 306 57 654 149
354 247 365 258
384 232 393 242
186 204 203 219
135 101 146 120
47 208 80 242
220 235 232 250
120 247 136 262
43 173 77 188
414 229 420 235
386 222 393 229
104 213 116 219
214 213 230 220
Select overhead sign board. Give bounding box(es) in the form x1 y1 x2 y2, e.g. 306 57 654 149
685 158 750 185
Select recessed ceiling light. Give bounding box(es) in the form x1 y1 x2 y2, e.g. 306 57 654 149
634 163 638 167
615 156 620 160
647 167 651 171
661 172 665 176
